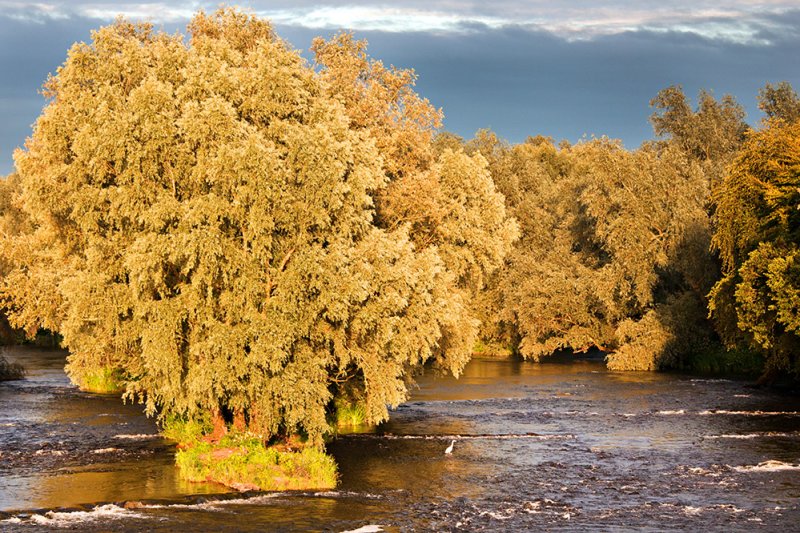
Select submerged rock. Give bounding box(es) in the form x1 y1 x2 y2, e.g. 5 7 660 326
0 354 24 381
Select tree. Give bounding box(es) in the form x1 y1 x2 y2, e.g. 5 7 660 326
2 8 491 444
0 173 62 343
311 32 442 181
758 82 800 123
650 85 747 185
709 119 800 379
473 133 715 370
312 33 518 367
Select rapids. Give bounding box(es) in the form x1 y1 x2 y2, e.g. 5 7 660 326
2 346 799 531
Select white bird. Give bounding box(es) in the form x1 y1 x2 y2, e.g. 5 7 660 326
444 439 456 454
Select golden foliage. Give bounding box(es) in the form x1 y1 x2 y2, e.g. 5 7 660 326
476 134 716 368
709 119 800 378
1 8 517 444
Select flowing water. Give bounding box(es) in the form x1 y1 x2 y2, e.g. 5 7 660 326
2 346 800 531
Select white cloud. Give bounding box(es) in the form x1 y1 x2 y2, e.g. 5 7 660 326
263 6 506 33
80 3 197 23
0 2 71 23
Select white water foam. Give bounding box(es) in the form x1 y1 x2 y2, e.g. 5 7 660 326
521 499 573 515
91 447 121 454
523 501 543 514
144 493 282 510
479 509 515 520
313 491 382 499
657 410 686 415
731 460 800 472
699 410 800 416
341 526 384 533
113 433 160 440
562 410 600 416
707 432 800 440
684 466 724 477
34 449 65 456
657 503 747 516
7 504 145 526
372 433 573 441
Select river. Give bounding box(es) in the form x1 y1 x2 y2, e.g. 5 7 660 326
1 346 799 531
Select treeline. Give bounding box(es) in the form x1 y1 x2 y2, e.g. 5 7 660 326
0 8 798 445
455 81 800 380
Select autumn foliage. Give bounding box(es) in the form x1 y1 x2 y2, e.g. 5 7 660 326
0 9 516 444
0 6 798 463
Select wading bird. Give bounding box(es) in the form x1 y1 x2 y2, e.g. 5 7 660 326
445 439 456 454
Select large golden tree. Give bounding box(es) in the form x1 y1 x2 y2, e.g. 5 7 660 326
2 8 516 443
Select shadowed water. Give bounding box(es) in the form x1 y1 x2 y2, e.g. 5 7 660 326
2 347 800 531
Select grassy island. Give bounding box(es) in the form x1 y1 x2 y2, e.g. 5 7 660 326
177 439 337 492
163 417 338 492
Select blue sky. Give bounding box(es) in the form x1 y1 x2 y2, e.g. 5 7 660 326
1 1 799 174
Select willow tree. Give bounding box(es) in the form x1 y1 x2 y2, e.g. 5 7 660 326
709 118 800 380
650 85 747 186
471 134 715 370
0 174 25 343
758 82 800 123
311 32 442 181
4 8 481 443
312 32 518 370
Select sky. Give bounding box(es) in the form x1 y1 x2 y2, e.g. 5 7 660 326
1 1 799 174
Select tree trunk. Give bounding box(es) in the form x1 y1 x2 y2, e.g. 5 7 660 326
204 408 228 443
233 409 246 432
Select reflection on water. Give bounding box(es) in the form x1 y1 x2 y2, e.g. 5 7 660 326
0 346 224 511
2 348 800 531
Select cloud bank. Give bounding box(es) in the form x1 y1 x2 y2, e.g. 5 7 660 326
1 2 799 173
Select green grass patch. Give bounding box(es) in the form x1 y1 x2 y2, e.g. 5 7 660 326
175 435 338 492
0 355 24 381
334 398 367 428
161 413 213 447
76 366 125 394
